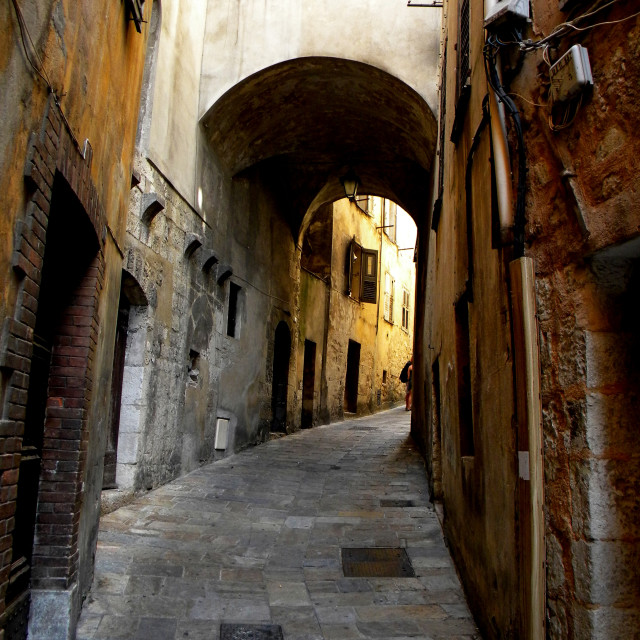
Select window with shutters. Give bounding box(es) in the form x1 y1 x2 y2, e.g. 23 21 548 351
402 288 410 331
384 272 395 323
383 200 397 243
451 0 471 143
456 0 470 101
432 39 447 232
346 240 378 304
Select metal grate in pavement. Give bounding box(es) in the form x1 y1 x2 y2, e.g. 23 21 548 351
349 425 376 431
380 499 415 507
341 547 415 578
220 623 284 640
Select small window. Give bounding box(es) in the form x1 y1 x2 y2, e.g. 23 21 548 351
384 273 395 323
357 195 371 215
227 282 241 338
346 240 378 304
382 370 388 384
188 349 200 383
402 288 411 331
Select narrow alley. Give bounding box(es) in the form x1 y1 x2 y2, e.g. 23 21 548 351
76 407 479 640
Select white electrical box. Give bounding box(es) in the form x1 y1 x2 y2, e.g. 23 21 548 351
484 0 529 29
215 418 229 450
549 45 593 103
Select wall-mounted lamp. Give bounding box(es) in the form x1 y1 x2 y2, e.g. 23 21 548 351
340 170 359 201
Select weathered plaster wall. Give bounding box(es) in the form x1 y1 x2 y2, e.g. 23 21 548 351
297 273 329 428
146 0 207 203
419 0 521 635
199 0 441 116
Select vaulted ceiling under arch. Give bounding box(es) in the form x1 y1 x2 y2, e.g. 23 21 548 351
200 57 438 234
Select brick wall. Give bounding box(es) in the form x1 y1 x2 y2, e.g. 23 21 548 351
0 96 106 629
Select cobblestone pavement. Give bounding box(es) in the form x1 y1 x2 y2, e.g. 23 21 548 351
77 407 480 640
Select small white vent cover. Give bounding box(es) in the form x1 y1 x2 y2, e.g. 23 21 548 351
215 418 229 450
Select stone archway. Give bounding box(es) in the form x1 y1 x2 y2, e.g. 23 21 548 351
199 56 437 441
201 57 438 236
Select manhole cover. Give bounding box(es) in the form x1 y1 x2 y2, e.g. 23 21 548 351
342 547 415 578
380 499 415 507
220 623 284 640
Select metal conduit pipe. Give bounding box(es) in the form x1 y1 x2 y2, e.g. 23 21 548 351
488 72 515 243
484 0 515 243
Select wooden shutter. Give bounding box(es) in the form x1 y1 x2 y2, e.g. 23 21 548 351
346 240 355 296
352 242 363 299
360 249 378 304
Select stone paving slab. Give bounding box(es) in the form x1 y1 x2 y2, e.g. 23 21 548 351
77 407 481 640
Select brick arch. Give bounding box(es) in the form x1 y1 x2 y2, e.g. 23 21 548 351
0 95 107 635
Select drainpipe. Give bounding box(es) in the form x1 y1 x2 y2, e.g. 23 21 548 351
509 257 545 640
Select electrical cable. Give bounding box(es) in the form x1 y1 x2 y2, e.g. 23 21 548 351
11 0 52 87
480 0 639 257
514 0 638 53
548 94 583 131
11 0 83 153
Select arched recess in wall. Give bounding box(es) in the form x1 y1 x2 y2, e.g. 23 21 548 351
135 0 162 155
271 321 292 433
102 271 149 491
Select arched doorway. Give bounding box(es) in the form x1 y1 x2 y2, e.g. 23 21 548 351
271 321 291 432
103 271 148 490
7 172 100 637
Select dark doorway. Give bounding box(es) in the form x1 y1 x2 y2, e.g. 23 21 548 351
102 289 130 489
271 322 291 432
301 340 317 428
7 173 99 634
344 339 361 414
102 272 147 491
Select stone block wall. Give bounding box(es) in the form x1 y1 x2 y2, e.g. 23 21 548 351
540 262 640 637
